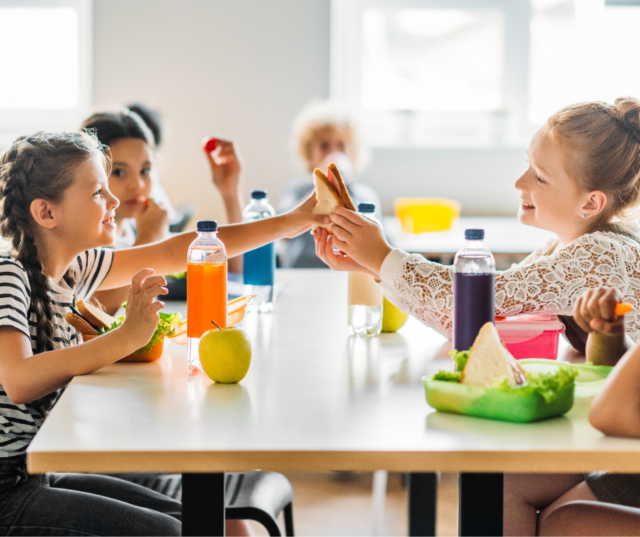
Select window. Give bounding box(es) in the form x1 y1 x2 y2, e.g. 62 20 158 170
0 0 92 146
332 0 640 147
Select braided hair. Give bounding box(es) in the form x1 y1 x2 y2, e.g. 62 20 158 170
546 96 640 222
0 132 104 353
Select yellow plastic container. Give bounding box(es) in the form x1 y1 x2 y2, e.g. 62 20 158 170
394 198 461 233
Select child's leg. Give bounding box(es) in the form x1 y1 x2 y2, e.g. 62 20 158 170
540 500 640 535
49 473 252 536
503 473 584 536
538 479 640 536
0 473 180 535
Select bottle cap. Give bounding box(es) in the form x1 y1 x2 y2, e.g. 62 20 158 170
465 229 484 240
251 190 267 200
197 220 218 232
358 202 376 213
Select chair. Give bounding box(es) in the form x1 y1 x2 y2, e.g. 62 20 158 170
125 471 294 536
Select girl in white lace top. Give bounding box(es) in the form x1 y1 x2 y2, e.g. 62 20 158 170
314 97 640 352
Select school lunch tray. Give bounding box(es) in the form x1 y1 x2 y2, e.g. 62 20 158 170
422 359 612 423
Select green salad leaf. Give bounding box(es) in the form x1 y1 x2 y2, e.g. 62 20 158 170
493 367 578 403
98 311 183 354
449 349 470 372
433 370 462 382
166 271 187 280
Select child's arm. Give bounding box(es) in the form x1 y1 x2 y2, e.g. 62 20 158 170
0 269 166 405
589 341 640 437
204 138 245 274
573 287 634 366
99 194 325 290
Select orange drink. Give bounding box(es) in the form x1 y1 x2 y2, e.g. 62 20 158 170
187 262 228 337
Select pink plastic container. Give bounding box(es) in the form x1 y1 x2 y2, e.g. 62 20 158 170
495 315 565 360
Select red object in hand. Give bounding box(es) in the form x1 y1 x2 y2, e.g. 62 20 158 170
203 137 217 153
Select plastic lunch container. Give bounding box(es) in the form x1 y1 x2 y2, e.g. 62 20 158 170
495 315 565 360
422 360 613 423
423 361 575 423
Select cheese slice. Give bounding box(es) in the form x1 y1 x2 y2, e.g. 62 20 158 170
460 322 525 387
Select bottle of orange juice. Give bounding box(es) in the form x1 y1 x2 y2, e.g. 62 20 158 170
187 220 227 373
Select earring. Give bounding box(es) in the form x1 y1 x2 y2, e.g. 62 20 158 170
582 213 589 219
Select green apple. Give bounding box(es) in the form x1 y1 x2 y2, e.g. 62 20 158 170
199 323 252 383
382 296 409 333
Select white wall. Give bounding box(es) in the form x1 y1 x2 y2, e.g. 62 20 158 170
93 0 525 219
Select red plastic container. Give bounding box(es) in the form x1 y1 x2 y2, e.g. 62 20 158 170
495 315 565 360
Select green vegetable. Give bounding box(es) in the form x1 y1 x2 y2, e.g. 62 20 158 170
433 370 462 382
449 349 470 372
166 272 187 280
98 311 183 354
493 367 578 403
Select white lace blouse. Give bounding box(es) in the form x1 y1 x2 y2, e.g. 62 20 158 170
378 231 640 341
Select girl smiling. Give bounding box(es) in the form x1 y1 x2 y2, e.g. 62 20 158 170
314 97 640 350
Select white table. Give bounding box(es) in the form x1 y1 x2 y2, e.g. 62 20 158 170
383 216 556 266
27 270 640 536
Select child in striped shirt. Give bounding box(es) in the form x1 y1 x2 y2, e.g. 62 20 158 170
0 131 323 536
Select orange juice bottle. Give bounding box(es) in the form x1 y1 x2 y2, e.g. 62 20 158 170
187 220 227 373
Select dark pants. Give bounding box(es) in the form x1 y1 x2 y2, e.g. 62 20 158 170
0 459 181 536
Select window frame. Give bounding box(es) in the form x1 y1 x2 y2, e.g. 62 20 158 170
330 0 531 148
0 0 92 140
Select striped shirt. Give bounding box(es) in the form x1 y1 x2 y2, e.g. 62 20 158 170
0 248 113 458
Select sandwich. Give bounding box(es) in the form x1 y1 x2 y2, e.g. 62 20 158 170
460 323 526 387
313 162 356 234
66 300 182 362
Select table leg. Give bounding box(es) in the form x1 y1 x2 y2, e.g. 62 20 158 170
182 473 225 536
408 472 437 536
458 473 503 537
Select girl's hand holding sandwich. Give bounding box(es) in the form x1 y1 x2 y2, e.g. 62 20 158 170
314 206 392 276
573 287 634 366
283 193 330 239
119 268 168 351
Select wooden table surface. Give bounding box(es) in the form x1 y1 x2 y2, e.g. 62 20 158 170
27 269 640 477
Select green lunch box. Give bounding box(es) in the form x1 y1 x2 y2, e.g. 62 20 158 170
423 361 578 423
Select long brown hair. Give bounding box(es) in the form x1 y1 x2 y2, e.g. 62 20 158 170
0 132 105 353
546 96 640 223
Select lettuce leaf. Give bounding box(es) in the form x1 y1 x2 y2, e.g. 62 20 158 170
98 311 183 354
449 349 470 372
166 272 187 280
493 367 578 403
433 370 462 382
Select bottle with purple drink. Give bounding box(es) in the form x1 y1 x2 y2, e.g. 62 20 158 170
453 229 495 360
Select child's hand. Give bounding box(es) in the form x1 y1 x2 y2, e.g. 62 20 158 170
203 137 242 199
573 287 625 336
313 228 379 277
327 207 393 275
134 198 169 245
282 192 329 239
120 269 168 350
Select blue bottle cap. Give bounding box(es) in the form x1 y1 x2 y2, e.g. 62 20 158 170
251 190 267 199
465 229 484 240
358 202 376 213
197 220 217 232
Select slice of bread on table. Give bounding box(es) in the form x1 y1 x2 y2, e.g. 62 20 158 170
313 163 356 234
461 322 525 387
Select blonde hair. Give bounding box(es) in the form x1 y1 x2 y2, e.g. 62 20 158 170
291 101 371 172
546 96 640 222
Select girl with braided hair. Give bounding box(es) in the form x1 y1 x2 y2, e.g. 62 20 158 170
0 131 323 536
313 96 640 534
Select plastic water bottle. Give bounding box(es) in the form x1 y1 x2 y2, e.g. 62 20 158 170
453 229 495 354
187 220 228 374
242 190 276 312
348 203 383 336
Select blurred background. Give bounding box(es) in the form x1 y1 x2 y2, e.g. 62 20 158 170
2 0 640 222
